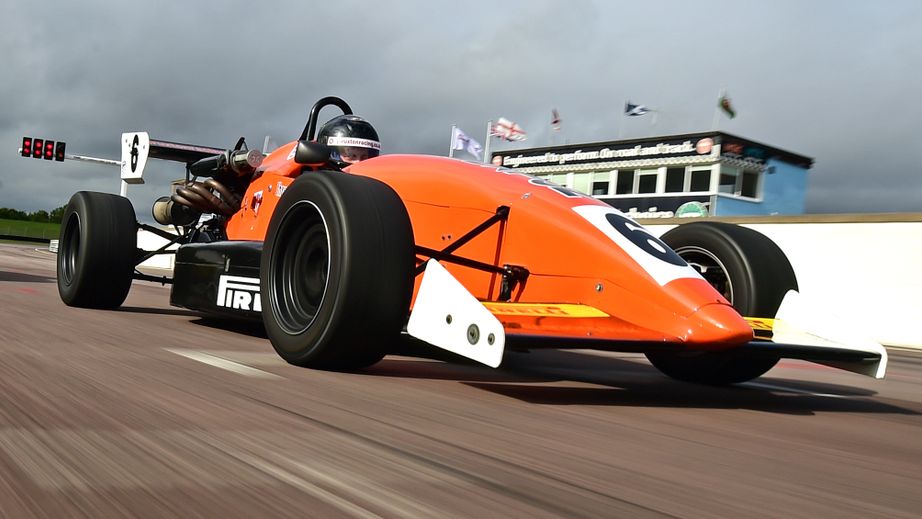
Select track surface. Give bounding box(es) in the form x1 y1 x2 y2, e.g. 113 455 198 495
1 243 920 518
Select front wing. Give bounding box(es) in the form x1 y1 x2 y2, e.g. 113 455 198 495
407 261 887 379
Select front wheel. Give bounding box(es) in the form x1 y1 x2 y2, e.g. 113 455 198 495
57 191 137 308
646 222 798 385
260 171 415 370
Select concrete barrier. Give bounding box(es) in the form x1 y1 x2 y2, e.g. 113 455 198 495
137 229 179 270
132 213 922 348
642 213 922 349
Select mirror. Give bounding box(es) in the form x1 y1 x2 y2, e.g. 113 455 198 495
294 141 331 166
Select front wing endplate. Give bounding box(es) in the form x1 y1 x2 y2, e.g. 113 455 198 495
407 260 505 368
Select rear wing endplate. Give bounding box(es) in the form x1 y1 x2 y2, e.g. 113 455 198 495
120 132 226 184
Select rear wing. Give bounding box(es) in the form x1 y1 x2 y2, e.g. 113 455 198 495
120 132 226 185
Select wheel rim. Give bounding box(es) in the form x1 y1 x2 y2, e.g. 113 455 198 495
271 201 331 335
60 212 81 285
672 245 733 304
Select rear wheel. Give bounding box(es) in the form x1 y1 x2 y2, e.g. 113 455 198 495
260 171 415 370
646 222 798 385
57 191 137 308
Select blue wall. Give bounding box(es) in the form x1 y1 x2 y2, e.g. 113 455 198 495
714 158 808 215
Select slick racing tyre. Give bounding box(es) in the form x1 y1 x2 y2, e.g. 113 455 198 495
57 191 138 308
260 171 415 370
646 222 798 385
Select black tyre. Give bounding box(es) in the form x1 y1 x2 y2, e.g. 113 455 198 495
260 171 415 370
57 191 138 308
645 222 798 385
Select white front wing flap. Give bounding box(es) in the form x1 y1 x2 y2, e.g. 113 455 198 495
772 290 888 378
406 260 505 368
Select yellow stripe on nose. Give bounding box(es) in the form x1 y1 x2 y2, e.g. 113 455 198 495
482 303 610 318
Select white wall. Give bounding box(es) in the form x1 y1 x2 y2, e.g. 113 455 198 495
645 217 922 348
137 229 178 270
134 216 922 348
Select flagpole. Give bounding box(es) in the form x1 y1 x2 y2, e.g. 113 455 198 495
550 110 559 146
483 120 492 164
711 88 723 131
448 125 456 158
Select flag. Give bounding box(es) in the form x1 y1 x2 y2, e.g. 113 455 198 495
624 101 649 117
551 109 561 132
491 117 527 141
718 93 736 118
451 126 483 160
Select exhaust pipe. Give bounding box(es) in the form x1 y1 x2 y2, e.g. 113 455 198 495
152 196 200 226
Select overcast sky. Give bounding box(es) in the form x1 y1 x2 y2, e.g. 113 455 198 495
3 0 920 216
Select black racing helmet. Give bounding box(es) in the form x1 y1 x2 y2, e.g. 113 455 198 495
317 114 381 165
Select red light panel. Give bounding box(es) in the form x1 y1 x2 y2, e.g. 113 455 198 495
32 138 43 159
44 140 55 160
21 137 32 157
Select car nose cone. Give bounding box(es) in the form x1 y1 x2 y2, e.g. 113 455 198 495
681 302 754 349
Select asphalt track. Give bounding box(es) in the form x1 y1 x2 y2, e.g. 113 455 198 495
1 243 920 518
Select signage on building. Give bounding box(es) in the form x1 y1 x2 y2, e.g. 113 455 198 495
720 140 767 165
499 137 717 168
675 201 710 218
492 132 813 171
602 195 711 219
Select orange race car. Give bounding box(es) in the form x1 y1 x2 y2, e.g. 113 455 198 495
52 96 886 385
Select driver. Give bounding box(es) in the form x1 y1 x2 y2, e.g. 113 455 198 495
316 115 381 167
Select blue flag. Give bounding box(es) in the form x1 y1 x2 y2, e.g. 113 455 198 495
624 101 649 117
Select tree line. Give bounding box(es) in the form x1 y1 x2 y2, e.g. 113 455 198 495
0 206 67 224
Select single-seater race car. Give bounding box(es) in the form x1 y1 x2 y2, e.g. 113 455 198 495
53 96 886 385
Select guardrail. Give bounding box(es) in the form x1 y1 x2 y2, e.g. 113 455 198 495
0 234 52 244
0 225 58 241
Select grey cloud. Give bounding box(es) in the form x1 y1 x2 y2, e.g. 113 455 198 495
3 0 921 216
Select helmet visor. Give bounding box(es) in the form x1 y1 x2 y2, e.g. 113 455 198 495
336 146 380 163
326 136 382 164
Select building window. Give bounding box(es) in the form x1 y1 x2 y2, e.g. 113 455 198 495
549 174 568 187
616 170 634 194
719 166 739 194
637 170 658 194
591 171 611 196
740 171 760 198
592 181 609 196
690 168 711 192
665 167 686 193
572 173 591 195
